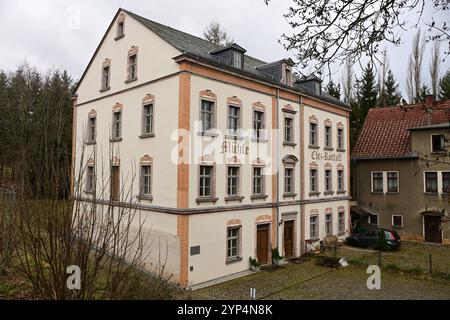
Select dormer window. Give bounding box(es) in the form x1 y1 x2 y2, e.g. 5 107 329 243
431 134 446 153
285 67 292 86
209 43 246 70
232 51 243 69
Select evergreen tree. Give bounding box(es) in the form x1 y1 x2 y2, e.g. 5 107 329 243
378 70 402 107
418 84 431 102
326 80 341 99
356 63 378 118
439 69 450 100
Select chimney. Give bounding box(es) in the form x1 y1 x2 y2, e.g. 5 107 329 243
424 95 434 109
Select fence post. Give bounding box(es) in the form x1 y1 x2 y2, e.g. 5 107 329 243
377 251 382 267
429 254 432 274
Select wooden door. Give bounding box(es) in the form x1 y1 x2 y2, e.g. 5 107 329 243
111 166 120 201
256 224 269 264
283 220 294 257
424 215 442 243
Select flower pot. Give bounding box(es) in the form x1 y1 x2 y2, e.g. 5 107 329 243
274 258 284 266
251 265 260 271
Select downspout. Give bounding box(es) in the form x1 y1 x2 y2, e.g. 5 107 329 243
299 94 304 255
276 88 280 250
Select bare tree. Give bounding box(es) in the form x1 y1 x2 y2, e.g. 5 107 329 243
430 40 441 100
341 58 354 104
203 22 234 46
264 0 450 75
379 50 389 97
406 29 426 103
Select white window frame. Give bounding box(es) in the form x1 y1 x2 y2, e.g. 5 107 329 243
337 128 344 150
324 125 332 148
338 211 345 234
226 165 241 197
226 226 241 260
431 134 446 153
325 213 333 235
142 103 154 136
337 169 344 192
423 171 439 194
200 99 216 133
284 116 294 143
371 171 384 193
386 171 399 193
310 215 319 240
309 122 318 146
112 111 122 139
140 164 152 199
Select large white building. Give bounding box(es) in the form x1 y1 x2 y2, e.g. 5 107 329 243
72 8 351 287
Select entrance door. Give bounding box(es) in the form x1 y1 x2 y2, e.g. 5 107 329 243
283 220 294 257
424 215 442 243
256 224 270 264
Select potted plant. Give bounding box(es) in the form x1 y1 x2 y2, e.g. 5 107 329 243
271 248 284 265
249 257 261 271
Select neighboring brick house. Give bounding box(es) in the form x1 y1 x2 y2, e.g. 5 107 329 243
72 8 351 287
352 97 450 243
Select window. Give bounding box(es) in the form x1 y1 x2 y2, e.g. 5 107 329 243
112 111 122 139
227 166 240 196
309 122 317 146
227 227 241 259
140 165 152 198
372 172 383 192
325 214 333 235
285 68 292 85
431 134 446 153
369 214 379 226
310 169 318 193
392 215 403 228
310 216 318 239
337 170 344 192
232 51 243 69
324 126 332 148
228 105 240 135
387 172 398 192
142 104 154 135
253 110 265 139
425 172 438 193
117 21 124 37
200 100 214 132
337 128 344 149
88 117 96 143
338 212 345 234
252 167 264 195
102 66 110 90
284 117 293 143
325 170 332 192
86 166 95 193
111 166 120 201
128 54 137 80
443 172 450 193
199 165 213 197
284 168 294 194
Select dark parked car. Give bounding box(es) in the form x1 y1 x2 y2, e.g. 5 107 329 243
346 228 401 250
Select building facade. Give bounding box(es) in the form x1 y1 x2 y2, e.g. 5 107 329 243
352 98 450 244
73 9 351 287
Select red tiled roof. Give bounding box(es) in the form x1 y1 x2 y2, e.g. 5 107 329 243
352 100 450 159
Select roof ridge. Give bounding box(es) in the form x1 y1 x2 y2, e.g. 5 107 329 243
122 8 268 65
122 9 223 50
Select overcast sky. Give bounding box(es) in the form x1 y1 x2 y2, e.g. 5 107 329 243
0 0 449 97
